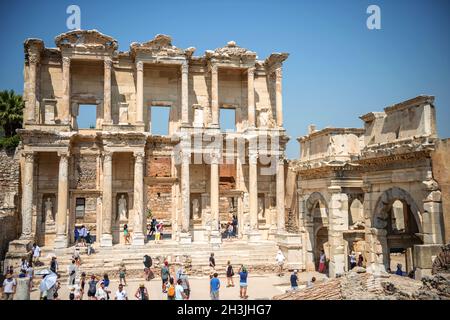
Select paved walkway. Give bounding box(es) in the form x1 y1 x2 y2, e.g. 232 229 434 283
29 272 326 300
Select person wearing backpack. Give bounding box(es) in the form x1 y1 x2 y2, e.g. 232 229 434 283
143 255 153 281
167 277 176 300
226 261 235 287
161 260 170 293
134 283 149 300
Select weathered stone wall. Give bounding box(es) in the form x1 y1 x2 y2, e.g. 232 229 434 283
0 149 20 262
432 138 450 243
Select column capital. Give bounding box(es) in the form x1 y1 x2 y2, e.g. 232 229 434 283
57 151 70 159
275 67 282 79
248 66 255 76
182 152 191 164
28 53 40 65
22 151 35 163
62 56 71 68
210 151 221 165
133 151 145 162
103 151 113 162
249 151 258 165
136 60 144 72
181 61 189 74
210 63 218 74
104 57 113 69
328 185 342 194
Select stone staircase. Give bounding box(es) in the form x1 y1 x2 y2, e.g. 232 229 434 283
34 240 280 281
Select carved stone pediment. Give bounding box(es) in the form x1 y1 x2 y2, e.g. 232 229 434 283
17 129 73 147
205 41 256 63
130 34 195 59
100 132 147 147
55 29 118 51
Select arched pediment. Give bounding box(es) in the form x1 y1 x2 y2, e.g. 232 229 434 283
55 29 118 51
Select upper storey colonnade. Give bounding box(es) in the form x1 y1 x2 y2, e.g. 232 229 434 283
23 29 288 134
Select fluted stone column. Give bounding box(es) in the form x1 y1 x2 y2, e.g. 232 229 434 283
181 62 189 125
180 152 191 243
211 65 219 127
136 61 144 124
27 54 39 123
248 151 261 242
103 57 112 124
61 57 71 125
276 156 286 232
247 67 255 127
275 67 283 127
101 152 113 247
20 152 34 240
55 152 69 249
132 151 145 245
210 152 221 245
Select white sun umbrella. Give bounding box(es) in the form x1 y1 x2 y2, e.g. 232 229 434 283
39 271 58 291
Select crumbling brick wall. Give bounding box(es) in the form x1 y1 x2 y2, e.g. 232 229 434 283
0 148 20 262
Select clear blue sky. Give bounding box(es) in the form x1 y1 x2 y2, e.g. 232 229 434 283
1 0 449 158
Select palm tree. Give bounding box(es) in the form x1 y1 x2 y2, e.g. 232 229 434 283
0 90 24 137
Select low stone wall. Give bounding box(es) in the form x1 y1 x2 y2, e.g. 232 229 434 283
0 148 20 265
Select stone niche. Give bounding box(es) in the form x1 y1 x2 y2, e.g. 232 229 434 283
42 99 57 124
118 102 129 125
193 104 204 128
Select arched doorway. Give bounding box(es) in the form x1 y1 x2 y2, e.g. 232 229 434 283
373 187 423 273
305 192 329 272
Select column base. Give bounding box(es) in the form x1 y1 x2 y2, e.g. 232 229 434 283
276 232 303 270
54 234 68 249
132 232 145 246
100 234 113 247
14 278 31 300
247 230 262 243
209 230 222 249
179 232 192 244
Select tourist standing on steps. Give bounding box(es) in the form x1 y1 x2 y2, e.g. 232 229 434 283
227 223 234 240
210 272 220 300
155 222 161 244
226 261 235 287
102 274 111 299
135 283 149 300
239 265 248 299
74 227 79 245
119 263 127 286
290 270 298 291
73 247 81 267
161 260 170 293
349 251 357 270
115 283 128 300
87 274 99 300
68 260 77 286
232 215 238 237
26 263 34 291
79 272 87 300
123 224 131 245
1 274 16 300
318 250 327 274
357 253 364 267
32 243 41 266
395 263 404 276
209 253 216 275
50 256 58 274
276 250 285 276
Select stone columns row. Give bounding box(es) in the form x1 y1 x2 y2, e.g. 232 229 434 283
20 152 35 239
248 151 260 241
101 151 146 247
247 67 255 127
276 157 286 232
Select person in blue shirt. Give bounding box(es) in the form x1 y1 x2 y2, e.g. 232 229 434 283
395 263 403 276
290 270 298 291
74 227 79 245
238 265 248 299
210 273 220 300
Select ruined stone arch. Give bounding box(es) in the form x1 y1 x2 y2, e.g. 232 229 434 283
372 187 423 234
305 192 329 219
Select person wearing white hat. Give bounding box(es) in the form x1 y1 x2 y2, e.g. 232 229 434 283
276 250 285 277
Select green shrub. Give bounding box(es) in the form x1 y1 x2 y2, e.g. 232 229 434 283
0 135 20 150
